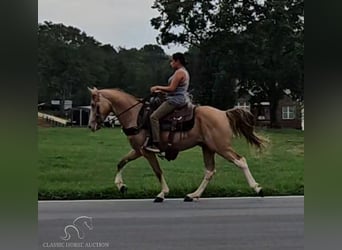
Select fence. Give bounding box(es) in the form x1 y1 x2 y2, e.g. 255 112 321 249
38 112 70 126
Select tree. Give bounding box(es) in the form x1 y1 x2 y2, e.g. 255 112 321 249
38 22 172 111
150 0 248 108
151 0 304 126
38 22 121 110
235 0 304 126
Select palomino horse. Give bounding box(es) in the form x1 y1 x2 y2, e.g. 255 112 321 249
87 87 267 202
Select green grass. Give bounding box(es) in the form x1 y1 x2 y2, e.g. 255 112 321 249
38 127 304 199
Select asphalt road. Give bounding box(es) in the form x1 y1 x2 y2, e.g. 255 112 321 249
38 196 303 250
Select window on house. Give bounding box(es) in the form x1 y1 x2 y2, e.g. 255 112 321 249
282 106 295 120
264 107 270 120
236 102 250 110
257 107 266 120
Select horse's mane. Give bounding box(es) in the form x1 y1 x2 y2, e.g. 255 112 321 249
99 88 141 102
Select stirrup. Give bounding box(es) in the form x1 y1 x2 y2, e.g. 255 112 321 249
144 145 160 153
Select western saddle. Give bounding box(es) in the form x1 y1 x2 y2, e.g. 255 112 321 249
137 92 197 160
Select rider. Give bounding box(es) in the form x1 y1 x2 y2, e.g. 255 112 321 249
145 52 191 153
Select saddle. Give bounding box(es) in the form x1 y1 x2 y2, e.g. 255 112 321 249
160 102 196 131
138 92 196 133
137 93 197 161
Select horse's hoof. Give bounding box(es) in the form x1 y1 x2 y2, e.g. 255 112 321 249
154 197 164 203
184 196 193 202
120 185 128 194
257 189 264 197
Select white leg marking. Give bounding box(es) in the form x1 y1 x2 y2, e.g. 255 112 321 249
114 171 124 190
187 170 216 199
234 157 261 192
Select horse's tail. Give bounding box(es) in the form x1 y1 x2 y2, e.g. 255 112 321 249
226 108 268 149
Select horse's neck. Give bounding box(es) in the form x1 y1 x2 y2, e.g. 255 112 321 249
100 89 141 128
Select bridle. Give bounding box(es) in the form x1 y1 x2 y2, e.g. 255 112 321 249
92 95 145 125
89 100 105 128
95 105 103 124
91 92 157 136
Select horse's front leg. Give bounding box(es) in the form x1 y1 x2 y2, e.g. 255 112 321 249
115 149 141 193
142 150 169 202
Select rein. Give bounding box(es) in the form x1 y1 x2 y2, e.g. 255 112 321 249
115 100 143 118
96 93 145 120
116 95 156 136
97 94 147 136
116 97 149 136
96 92 151 136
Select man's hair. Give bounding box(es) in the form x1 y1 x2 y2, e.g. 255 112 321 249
172 52 187 66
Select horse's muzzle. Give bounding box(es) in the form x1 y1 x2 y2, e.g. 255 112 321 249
88 124 101 132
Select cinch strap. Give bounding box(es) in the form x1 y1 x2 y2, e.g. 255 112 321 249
122 127 140 136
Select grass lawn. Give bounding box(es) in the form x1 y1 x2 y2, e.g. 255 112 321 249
38 127 304 199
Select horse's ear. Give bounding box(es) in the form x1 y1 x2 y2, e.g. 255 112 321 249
87 86 98 92
88 87 99 101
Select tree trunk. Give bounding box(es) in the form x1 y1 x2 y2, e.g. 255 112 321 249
59 90 65 118
269 99 279 128
268 82 282 128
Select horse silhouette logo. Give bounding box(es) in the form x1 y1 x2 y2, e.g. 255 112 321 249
60 216 93 241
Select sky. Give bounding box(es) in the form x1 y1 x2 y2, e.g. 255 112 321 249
38 0 187 55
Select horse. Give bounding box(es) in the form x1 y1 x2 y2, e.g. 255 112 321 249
87 87 267 202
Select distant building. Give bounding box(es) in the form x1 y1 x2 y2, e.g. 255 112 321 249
235 95 303 130
70 106 91 126
38 99 73 111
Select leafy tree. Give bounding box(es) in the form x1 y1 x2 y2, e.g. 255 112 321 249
151 0 304 126
235 0 304 126
38 21 114 111
38 21 171 112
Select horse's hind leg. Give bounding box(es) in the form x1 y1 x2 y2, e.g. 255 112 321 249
184 146 216 202
218 147 263 197
114 149 141 193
